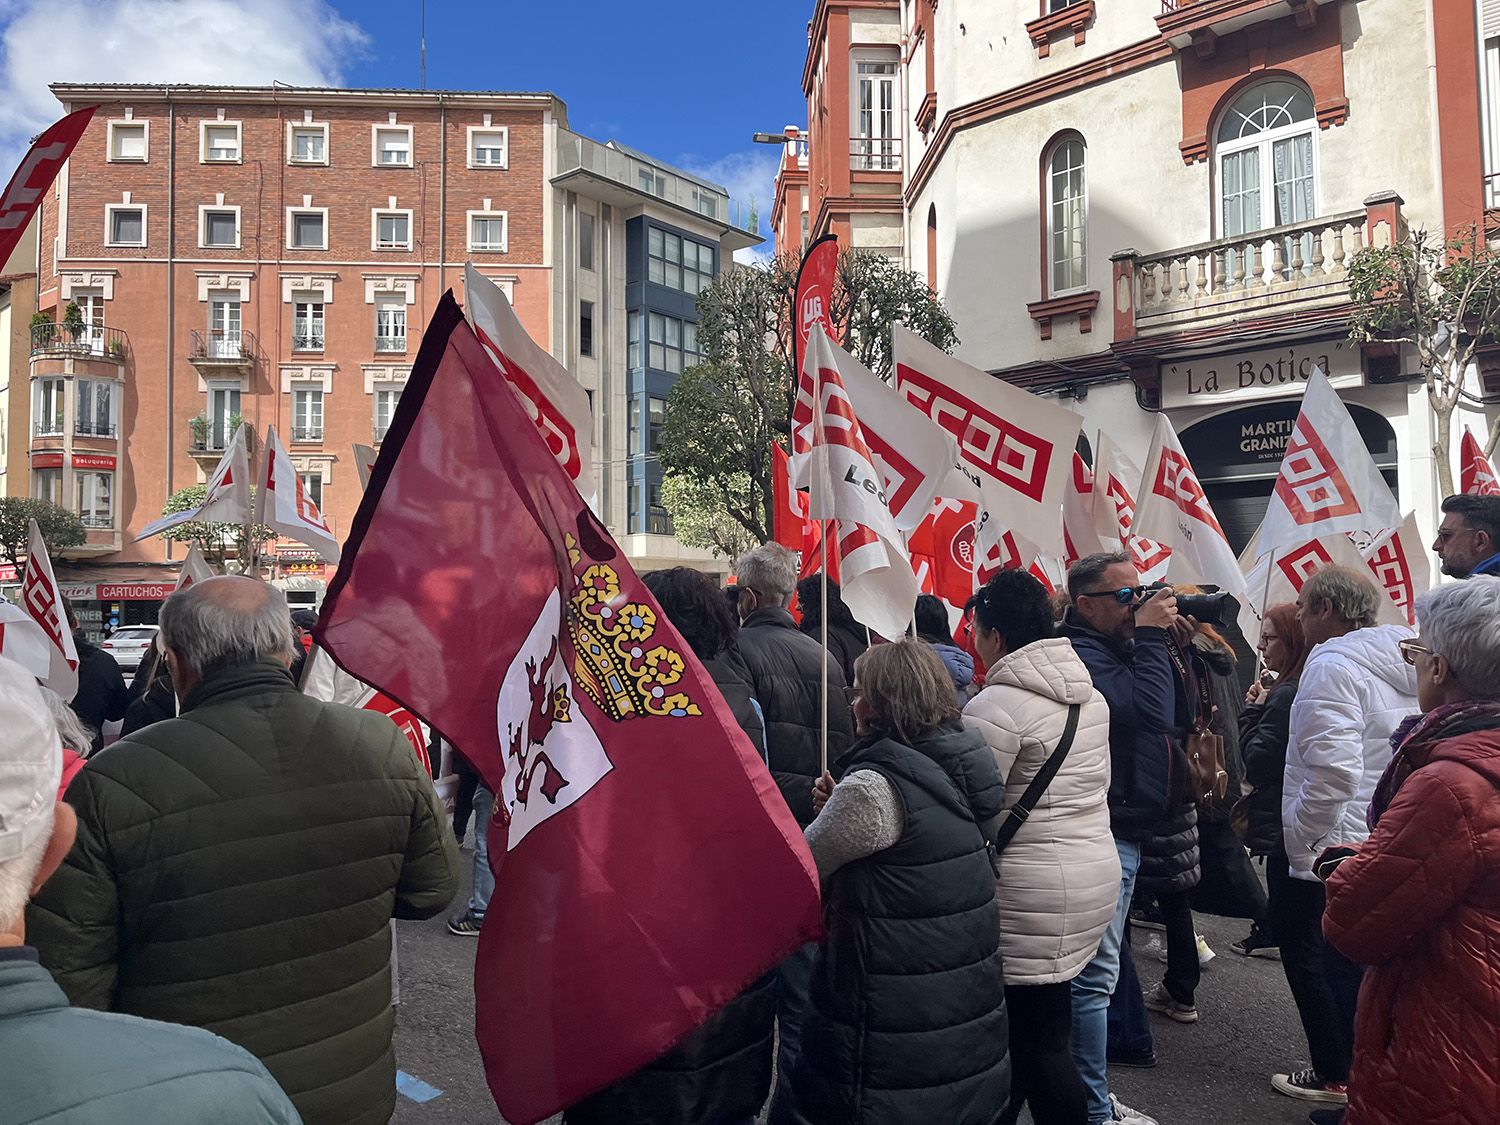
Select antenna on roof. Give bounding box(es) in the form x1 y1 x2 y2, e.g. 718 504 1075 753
419 0 427 89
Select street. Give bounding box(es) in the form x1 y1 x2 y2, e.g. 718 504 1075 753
393 840 1322 1125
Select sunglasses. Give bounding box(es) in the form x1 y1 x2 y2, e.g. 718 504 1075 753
1076 587 1139 605
1397 638 1433 666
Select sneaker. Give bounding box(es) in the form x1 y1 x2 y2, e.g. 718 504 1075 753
1143 982 1199 1023
1154 933 1216 967
1230 923 1281 959
1272 1068 1349 1104
1108 1093 1160 1124
1129 901 1166 932
1107 1044 1158 1069
446 913 483 936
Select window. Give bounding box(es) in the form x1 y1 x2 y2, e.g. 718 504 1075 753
208 296 242 360
373 210 411 250
75 380 115 437
289 124 328 165
853 53 899 170
579 211 595 271
201 122 241 163
646 479 672 535
208 383 241 448
1217 80 1317 275
34 378 65 435
647 228 715 295
373 126 413 167
287 208 327 250
628 393 642 457
106 205 146 247
468 127 508 168
647 396 667 454
73 292 104 353
1046 136 1087 294
579 301 594 357
108 121 147 162
292 387 324 442
468 211 508 251
200 207 240 249
75 472 113 529
374 386 402 440
298 470 324 511
32 468 62 506
293 300 324 351
375 301 407 352
627 312 642 369
646 312 700 374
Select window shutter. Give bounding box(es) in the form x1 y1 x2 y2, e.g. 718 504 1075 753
1485 0 1500 41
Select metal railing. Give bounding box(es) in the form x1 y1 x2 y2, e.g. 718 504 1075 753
33 419 64 436
189 328 256 362
375 332 407 353
80 514 113 529
851 137 902 173
292 331 324 352
31 323 128 360
74 421 118 438
291 426 324 443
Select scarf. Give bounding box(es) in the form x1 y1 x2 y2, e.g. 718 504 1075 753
1369 698 1500 828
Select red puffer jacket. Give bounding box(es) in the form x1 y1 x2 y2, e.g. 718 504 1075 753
1323 724 1500 1125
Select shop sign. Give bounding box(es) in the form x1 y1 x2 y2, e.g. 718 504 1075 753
0 564 16 583
30 452 64 469
1160 338 1363 409
277 549 318 561
71 453 116 471
1181 398 1398 481
97 583 173 601
282 562 325 577
59 584 96 600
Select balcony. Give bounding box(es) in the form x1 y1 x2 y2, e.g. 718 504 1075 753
189 328 257 368
31 322 128 363
33 419 65 438
74 421 118 438
1157 0 1329 48
375 332 407 354
292 331 324 353
80 514 113 530
851 137 901 174
291 426 323 443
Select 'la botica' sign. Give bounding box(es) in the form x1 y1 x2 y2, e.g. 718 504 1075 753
1159 338 1362 409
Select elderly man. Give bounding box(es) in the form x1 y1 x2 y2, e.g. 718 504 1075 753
1272 565 1417 1110
0 656 300 1124
1432 493 1500 579
28 576 459 1125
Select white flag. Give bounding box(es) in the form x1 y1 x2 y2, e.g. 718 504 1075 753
1092 432 1172 582
806 324 917 640
1258 369 1400 558
255 426 341 562
893 324 1081 556
20 520 79 699
1063 452 1105 569
0 602 58 687
352 443 379 492
1135 414 1246 594
1238 530 1401 642
802 331 974 530
174 543 215 592
464 263 594 494
136 422 253 541
1361 512 1431 626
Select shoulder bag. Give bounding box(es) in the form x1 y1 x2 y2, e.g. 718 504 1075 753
991 703 1081 856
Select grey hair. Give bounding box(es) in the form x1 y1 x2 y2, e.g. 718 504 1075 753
1415 577 1500 700
1301 565 1381 629
735 543 798 608
1067 550 1131 600
40 687 93 756
158 576 295 678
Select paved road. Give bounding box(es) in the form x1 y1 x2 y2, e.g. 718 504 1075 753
393 842 1324 1125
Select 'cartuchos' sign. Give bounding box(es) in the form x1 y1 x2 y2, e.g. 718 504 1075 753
1159 338 1362 409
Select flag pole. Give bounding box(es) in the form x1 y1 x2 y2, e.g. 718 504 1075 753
1256 547 1277 646
820 529 830 777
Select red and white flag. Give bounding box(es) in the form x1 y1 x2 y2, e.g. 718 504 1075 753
1063 452 1105 569
0 107 95 267
316 294 821 1125
893 324 1080 556
136 422 253 540
1460 428 1500 496
20 520 78 699
0 603 58 689
772 443 808 551
302 647 431 774
1135 414 1246 594
464 263 594 494
1237 531 1402 641
254 426 341 562
909 498 980 610
806 323 918 639
788 234 840 476
1361 512 1430 626
1092 433 1172 582
352 443 379 491
173 543 215 592
1258 368 1400 558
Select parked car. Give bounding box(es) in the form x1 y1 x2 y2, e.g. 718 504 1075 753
101 624 159 672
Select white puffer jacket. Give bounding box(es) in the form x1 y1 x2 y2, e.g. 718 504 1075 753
1283 624 1418 881
963 638 1121 985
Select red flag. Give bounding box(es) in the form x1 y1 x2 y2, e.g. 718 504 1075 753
772 442 806 550
1461 428 1500 496
908 498 979 610
0 107 95 266
316 294 821 1125
789 234 839 465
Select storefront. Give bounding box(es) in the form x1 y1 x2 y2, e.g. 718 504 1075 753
272 550 330 611
58 582 174 644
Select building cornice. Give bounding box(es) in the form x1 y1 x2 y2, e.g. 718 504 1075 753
802 0 901 95
50 83 564 116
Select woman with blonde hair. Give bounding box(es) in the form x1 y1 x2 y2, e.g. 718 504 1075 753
772 639 1009 1125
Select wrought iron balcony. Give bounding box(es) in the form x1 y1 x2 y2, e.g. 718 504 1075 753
851 137 901 173
375 332 407 353
31 323 128 362
34 419 64 437
74 421 118 438
292 331 324 352
291 425 324 443
189 328 257 365
80 514 113 529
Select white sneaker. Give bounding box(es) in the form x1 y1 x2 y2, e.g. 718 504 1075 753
1109 1093 1161 1124
1153 933 1215 966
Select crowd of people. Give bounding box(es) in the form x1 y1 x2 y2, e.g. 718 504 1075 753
2 493 1499 1124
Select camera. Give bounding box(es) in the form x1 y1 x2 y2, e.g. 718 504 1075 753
1136 583 1239 627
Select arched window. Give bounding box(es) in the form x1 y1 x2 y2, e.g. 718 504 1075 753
926 204 938 291
1216 80 1317 239
1046 136 1087 295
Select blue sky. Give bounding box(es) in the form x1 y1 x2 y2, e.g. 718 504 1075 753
0 0 812 243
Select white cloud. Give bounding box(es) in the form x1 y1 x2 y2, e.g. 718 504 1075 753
0 0 367 159
678 147 782 264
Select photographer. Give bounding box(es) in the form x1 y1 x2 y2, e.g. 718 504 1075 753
1060 552 1194 1125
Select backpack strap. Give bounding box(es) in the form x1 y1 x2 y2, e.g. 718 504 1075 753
991 703 1081 856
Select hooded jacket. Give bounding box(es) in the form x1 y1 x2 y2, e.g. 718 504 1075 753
1323 714 1500 1125
962 638 1119 985
930 640 977 706
1283 625 1417 880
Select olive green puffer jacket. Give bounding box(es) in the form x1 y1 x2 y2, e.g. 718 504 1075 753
27 661 460 1125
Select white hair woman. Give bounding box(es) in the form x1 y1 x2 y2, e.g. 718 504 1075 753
1322 577 1500 1125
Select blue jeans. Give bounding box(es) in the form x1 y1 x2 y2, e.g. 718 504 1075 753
1072 838 1142 1125
467 785 495 920
1107 924 1154 1056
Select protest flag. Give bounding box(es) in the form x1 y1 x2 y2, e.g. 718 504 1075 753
788 233 840 479
1092 432 1171 581
1135 414 1246 594
173 543 215 592
136 422 252 541
772 442 807 551
19 520 78 699
1461 428 1500 496
254 426 341 562
0 107 95 267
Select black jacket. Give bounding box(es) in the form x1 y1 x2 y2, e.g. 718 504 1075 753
1062 612 1184 841
564 650 774 1125
1237 678 1298 857
120 686 175 738
799 617 868 688
69 634 128 753
1139 793 1202 895
738 608 854 826
774 722 1009 1125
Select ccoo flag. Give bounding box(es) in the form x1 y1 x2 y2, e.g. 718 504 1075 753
1461 428 1500 496
1092 432 1172 582
20 520 79 699
255 426 341 562
316 293 821 1124
788 234 840 476
1135 414 1246 594
136 422 252 541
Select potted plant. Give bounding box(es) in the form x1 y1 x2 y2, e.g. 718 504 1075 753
106 334 126 360
188 413 209 450
61 301 86 348
29 310 54 351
